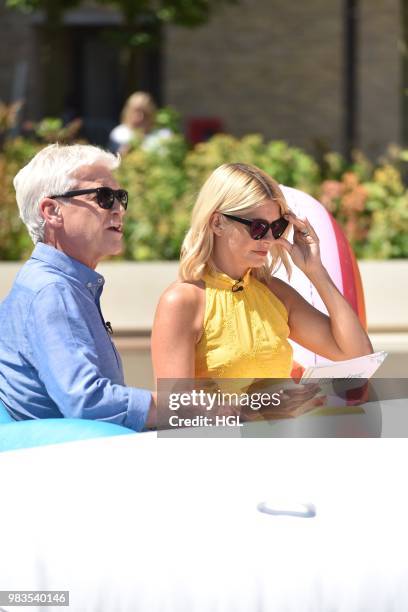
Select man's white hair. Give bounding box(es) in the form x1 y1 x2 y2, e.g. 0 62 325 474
13 143 120 244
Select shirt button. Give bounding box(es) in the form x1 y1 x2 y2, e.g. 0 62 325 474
97 278 103 284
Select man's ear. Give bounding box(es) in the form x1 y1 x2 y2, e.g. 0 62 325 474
210 212 224 236
39 198 63 228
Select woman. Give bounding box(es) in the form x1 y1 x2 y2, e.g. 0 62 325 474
108 91 171 155
152 163 373 395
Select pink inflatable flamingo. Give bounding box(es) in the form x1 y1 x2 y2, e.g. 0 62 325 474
277 186 367 374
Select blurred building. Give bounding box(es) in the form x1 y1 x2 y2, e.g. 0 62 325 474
0 0 401 157
0 0 162 144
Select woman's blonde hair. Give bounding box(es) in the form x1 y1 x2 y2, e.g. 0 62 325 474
121 91 157 126
179 162 291 282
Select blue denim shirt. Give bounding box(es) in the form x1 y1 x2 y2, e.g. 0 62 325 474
0 243 151 431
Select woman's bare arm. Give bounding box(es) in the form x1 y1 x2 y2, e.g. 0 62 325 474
151 282 204 380
269 275 373 361
271 212 373 361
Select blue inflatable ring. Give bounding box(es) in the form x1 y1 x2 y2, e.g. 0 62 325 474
0 400 133 452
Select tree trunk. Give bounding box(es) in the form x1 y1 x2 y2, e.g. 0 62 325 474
41 0 66 116
344 0 359 162
120 37 143 97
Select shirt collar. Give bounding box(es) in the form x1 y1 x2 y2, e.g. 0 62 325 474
30 243 105 293
203 266 252 291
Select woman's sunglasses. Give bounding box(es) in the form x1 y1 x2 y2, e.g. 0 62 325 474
50 187 128 210
222 213 289 240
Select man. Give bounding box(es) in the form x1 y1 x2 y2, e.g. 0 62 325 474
0 143 156 430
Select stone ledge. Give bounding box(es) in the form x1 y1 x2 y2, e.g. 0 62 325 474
1 260 407 333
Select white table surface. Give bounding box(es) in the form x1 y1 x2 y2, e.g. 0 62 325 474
1 426 408 612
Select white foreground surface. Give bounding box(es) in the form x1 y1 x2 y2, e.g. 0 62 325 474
0 434 407 612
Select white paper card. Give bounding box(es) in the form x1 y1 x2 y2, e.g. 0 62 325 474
301 351 388 382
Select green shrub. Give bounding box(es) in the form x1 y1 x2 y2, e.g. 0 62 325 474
0 138 41 260
319 163 408 259
117 133 321 260
1 130 407 261
117 135 190 260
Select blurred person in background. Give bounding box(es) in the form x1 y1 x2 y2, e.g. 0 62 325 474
0 143 156 430
108 91 172 155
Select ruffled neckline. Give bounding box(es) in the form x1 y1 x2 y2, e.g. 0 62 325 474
203 267 252 291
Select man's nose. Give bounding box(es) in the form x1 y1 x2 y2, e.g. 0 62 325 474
112 197 126 214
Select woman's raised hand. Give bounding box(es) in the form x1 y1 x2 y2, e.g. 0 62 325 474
275 212 323 277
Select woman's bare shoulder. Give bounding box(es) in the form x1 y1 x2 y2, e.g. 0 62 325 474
159 279 205 308
154 279 205 344
155 279 205 330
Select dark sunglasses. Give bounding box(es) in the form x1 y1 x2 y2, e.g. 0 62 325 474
222 213 289 240
50 187 128 210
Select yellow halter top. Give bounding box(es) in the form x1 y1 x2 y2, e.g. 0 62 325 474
195 268 293 379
